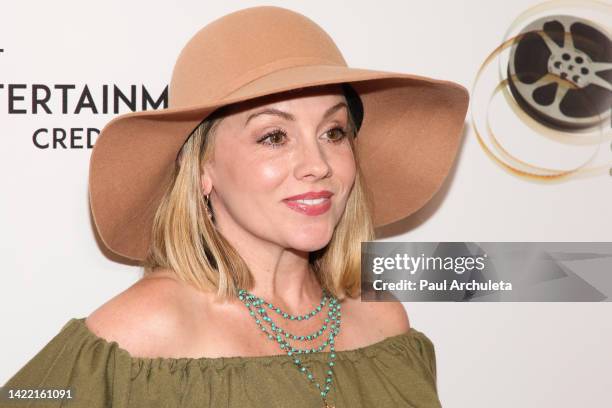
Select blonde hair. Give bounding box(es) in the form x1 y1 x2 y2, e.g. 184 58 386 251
142 87 375 301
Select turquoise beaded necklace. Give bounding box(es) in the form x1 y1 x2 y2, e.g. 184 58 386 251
237 288 341 408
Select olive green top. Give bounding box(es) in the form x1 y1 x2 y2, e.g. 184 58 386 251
2 317 442 407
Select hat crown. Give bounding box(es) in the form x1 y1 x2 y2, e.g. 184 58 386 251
169 6 347 108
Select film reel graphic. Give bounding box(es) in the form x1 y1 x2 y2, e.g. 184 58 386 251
472 0 612 181
508 15 611 130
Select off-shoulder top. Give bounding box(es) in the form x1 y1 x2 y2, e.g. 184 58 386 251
2 317 442 407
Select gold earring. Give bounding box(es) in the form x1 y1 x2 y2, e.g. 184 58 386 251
204 194 213 220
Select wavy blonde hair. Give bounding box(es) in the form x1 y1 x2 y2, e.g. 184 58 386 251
142 86 375 301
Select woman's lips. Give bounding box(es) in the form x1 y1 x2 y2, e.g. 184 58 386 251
283 197 331 216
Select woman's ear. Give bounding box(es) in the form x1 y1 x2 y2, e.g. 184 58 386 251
201 163 214 196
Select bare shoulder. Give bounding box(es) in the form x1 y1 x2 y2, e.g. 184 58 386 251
379 300 410 331
85 269 200 358
361 300 411 335
342 294 411 342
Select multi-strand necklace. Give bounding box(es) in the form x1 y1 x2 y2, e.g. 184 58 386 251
237 288 341 408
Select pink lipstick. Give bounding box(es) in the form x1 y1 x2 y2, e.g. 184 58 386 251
283 190 333 216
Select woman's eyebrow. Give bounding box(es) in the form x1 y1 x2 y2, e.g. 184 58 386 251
244 101 347 127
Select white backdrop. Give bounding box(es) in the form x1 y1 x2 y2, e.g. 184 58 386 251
1 1 611 407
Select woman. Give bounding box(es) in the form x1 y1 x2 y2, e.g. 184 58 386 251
2 6 468 408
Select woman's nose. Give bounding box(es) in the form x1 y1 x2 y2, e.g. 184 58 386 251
294 136 332 180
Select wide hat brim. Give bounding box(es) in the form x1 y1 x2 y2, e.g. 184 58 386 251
89 64 469 262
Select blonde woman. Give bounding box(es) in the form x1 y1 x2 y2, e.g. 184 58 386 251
3 6 468 408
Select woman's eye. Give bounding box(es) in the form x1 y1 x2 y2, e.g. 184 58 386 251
257 129 287 148
325 126 348 143
256 126 348 149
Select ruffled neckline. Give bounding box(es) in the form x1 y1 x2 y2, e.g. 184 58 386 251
68 317 430 369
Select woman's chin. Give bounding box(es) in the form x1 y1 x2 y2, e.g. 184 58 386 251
285 227 334 251
291 241 332 252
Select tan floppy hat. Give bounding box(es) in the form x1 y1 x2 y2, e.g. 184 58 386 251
89 5 469 262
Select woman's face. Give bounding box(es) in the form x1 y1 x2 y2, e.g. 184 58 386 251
201 85 356 252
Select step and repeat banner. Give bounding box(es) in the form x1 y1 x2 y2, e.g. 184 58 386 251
1 1 611 407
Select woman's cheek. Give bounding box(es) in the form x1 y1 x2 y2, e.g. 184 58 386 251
259 162 287 186
334 151 357 185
